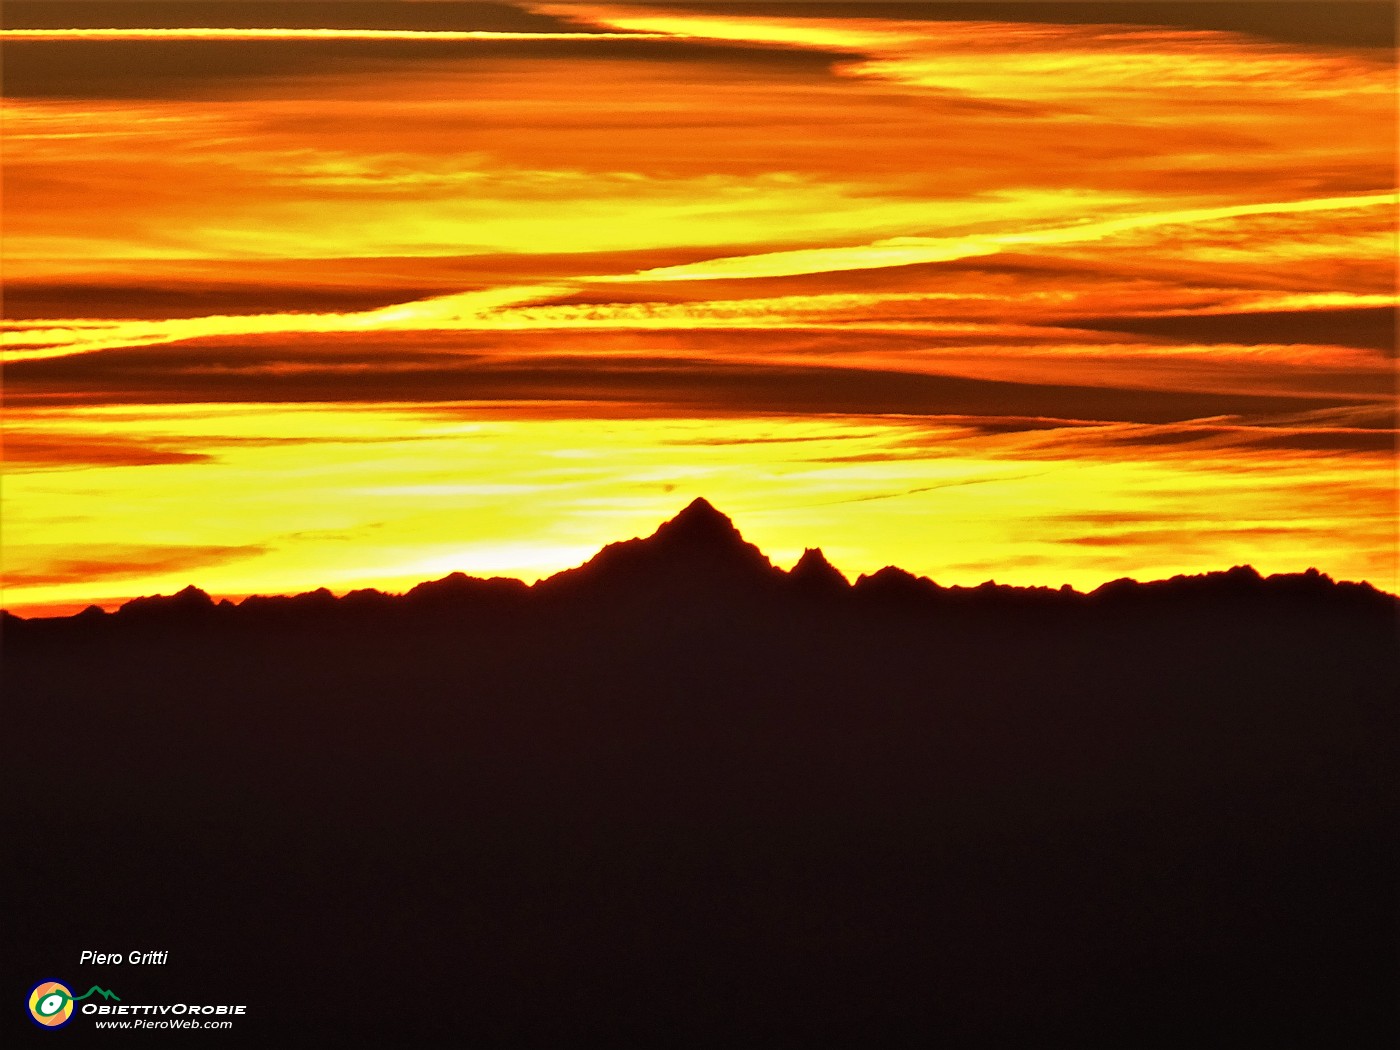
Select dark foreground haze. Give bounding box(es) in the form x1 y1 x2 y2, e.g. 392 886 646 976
6 501 1396 1043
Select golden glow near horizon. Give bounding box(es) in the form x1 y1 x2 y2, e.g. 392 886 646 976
2 2 1396 614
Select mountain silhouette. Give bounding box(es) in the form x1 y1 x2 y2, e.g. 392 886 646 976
4 501 1396 1044
788 547 850 595
4 499 1389 627
536 497 779 602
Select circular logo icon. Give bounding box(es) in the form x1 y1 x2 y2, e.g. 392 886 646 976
28 981 75 1028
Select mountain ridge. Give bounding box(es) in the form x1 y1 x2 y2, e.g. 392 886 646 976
6 503 1395 1044
3 497 1392 623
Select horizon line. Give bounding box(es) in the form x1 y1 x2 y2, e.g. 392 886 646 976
4 497 1391 620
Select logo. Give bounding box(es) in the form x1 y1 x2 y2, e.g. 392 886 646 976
27 982 120 1029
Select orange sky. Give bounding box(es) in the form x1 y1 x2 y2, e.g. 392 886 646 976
3 1 1396 615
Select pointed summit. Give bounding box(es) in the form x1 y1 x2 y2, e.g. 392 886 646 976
117 584 216 619
788 548 849 594
537 499 778 598
651 497 744 548
681 496 723 518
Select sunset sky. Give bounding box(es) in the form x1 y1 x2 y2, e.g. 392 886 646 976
3 0 1396 615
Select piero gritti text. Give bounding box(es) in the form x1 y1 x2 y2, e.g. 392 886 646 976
81 949 169 965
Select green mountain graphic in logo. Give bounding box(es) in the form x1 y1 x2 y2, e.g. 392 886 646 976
35 985 121 1017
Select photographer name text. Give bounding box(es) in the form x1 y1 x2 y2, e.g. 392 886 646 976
80 949 170 965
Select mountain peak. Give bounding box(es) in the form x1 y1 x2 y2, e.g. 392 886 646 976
789 547 849 592
682 496 722 517
652 497 742 545
537 499 775 597
116 584 215 619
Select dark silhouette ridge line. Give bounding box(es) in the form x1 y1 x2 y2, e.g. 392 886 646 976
3 496 1393 623
6 507 1395 1042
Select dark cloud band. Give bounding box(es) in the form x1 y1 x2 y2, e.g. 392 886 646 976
1067 307 1399 355
7 338 1374 425
1 2 576 34
2 36 854 100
